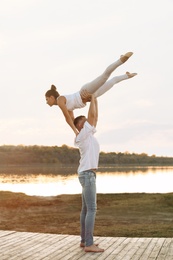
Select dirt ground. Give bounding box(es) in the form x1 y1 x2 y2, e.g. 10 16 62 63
1 191 173 237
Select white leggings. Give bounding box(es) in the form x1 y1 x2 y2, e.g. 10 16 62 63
80 58 128 98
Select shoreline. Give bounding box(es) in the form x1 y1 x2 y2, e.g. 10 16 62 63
1 191 173 237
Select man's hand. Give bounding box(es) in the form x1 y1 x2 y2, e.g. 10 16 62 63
80 89 92 102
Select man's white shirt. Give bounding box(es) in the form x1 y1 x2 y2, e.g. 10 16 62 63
74 121 100 174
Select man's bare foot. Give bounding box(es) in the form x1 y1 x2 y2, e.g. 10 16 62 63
120 52 133 63
126 71 137 78
80 242 99 247
84 244 104 253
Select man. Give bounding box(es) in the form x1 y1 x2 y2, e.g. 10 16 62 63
74 94 104 253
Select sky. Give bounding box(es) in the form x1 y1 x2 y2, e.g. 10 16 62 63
0 0 173 157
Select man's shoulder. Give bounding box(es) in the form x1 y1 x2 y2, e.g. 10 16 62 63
75 122 96 143
84 121 95 129
79 121 96 135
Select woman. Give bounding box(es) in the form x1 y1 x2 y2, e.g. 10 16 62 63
45 52 137 135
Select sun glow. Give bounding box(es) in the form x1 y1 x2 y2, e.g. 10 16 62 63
1 167 173 196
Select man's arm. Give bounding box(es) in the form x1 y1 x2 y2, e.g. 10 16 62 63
94 98 98 127
87 95 98 127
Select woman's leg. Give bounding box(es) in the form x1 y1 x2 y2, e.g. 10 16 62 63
93 72 137 98
80 52 133 95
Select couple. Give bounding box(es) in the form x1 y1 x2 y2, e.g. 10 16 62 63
45 52 137 253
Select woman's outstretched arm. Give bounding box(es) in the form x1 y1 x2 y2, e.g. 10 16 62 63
57 96 79 135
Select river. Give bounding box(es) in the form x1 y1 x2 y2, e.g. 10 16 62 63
0 165 173 196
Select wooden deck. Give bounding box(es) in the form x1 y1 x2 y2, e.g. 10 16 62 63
0 230 173 260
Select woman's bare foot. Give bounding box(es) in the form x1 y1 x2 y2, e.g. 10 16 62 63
126 71 137 78
80 242 99 247
120 52 133 63
84 244 104 253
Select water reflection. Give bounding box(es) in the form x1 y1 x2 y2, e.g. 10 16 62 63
0 166 173 196
0 173 78 196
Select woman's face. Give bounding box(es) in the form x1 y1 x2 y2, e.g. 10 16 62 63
46 96 56 106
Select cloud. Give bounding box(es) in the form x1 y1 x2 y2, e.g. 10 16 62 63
98 121 173 156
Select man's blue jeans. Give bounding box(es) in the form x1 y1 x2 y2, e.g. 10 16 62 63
78 170 97 247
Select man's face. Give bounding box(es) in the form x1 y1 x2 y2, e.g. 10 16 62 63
77 117 86 131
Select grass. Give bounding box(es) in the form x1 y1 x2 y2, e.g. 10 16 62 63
0 191 173 237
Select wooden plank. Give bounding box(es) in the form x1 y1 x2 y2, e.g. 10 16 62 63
128 237 152 260
148 238 166 259
45 236 83 260
66 236 120 260
164 238 173 259
10 233 69 260
91 237 127 260
92 236 119 260
0 230 16 237
0 232 48 260
85 237 128 260
157 238 172 260
0 231 40 257
41 236 78 260
24 234 79 260
113 237 139 260
0 231 173 260
105 237 133 258
138 238 159 260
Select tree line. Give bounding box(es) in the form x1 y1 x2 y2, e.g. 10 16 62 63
0 145 173 166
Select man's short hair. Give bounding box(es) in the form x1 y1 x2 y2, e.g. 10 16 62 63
74 115 85 127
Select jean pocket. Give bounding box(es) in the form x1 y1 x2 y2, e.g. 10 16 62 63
79 176 85 187
89 175 96 185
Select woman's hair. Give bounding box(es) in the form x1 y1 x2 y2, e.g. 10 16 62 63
45 85 60 98
74 116 85 127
